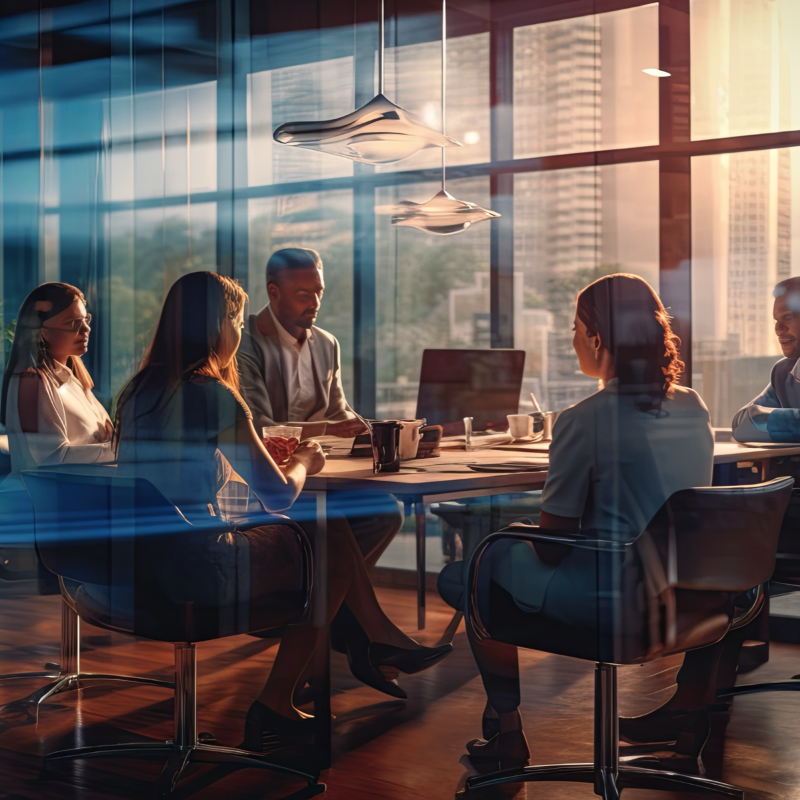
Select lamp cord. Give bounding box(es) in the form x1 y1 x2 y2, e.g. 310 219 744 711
441 0 446 191
378 0 384 95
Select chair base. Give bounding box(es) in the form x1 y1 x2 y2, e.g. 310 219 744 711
459 663 744 799
41 642 325 798
44 740 325 800
0 599 173 715
718 677 800 698
31 672 174 712
459 762 743 799
0 668 174 716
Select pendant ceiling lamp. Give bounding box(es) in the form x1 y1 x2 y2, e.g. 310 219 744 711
388 1 500 235
272 0 461 166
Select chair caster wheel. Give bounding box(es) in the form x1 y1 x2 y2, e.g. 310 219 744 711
198 732 217 745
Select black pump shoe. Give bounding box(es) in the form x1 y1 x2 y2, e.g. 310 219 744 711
345 639 409 700
619 708 708 747
335 604 413 699
242 701 314 753
368 642 453 675
466 729 530 769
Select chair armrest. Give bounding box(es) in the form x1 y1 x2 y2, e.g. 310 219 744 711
463 528 631 642
498 526 629 552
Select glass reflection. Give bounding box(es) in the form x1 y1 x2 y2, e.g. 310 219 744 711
692 147 800 425
513 4 659 159
375 177 492 420
514 162 660 412
692 0 800 140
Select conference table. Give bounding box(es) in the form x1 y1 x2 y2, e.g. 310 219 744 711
299 435 800 767
304 436 800 629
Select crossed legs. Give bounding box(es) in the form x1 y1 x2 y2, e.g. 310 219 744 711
257 517 422 720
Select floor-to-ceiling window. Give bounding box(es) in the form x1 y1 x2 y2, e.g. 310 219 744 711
3 0 800 570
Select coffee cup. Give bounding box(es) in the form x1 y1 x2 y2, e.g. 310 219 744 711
397 418 426 460
507 414 533 440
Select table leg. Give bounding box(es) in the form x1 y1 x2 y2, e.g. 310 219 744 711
311 491 331 770
415 500 426 631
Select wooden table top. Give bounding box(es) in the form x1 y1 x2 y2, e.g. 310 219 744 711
303 438 800 499
303 445 549 499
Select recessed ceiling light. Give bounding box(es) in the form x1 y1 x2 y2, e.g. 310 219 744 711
642 68 671 77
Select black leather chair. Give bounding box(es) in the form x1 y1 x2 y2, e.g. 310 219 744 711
0 476 173 713
717 487 800 699
21 470 323 798
459 477 793 799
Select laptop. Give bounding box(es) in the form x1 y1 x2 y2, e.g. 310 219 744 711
415 349 526 436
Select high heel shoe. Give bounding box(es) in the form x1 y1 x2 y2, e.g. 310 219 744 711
466 729 530 769
242 700 314 753
368 642 453 675
345 639 409 700
619 708 708 747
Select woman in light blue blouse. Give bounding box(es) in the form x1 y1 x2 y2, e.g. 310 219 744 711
443 274 714 766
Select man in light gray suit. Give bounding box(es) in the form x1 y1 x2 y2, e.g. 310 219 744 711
237 247 403 570
238 248 366 440
238 249 407 697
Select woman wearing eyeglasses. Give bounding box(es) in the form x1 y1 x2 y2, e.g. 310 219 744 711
0 283 114 472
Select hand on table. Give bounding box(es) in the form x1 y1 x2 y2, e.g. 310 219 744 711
326 418 368 438
289 440 327 476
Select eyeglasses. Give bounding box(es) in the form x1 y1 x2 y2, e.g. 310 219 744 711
43 314 92 333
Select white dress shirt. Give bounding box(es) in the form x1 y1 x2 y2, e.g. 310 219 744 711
5 362 115 472
267 305 318 423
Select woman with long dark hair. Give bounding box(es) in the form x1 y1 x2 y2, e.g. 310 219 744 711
1 283 113 472
115 271 450 749
442 274 714 766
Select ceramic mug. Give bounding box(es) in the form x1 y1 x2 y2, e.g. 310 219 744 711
507 413 534 439
397 418 426 460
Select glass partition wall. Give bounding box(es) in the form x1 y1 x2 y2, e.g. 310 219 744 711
2 0 800 424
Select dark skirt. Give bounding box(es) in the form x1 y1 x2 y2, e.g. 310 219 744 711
78 523 310 642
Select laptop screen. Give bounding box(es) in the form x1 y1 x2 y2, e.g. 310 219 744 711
415 349 526 436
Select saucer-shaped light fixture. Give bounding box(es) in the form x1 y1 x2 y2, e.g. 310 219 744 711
273 93 459 165
386 0 499 234
273 0 461 166
390 189 500 235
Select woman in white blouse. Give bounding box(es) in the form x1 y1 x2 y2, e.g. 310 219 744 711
0 282 114 472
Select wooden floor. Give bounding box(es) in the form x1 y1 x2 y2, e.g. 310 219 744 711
1 582 799 799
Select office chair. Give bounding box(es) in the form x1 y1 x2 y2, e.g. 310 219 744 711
459 477 793 799
22 470 324 798
0 477 173 713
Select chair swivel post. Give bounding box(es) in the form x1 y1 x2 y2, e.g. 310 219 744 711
173 643 196 750
595 662 619 797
